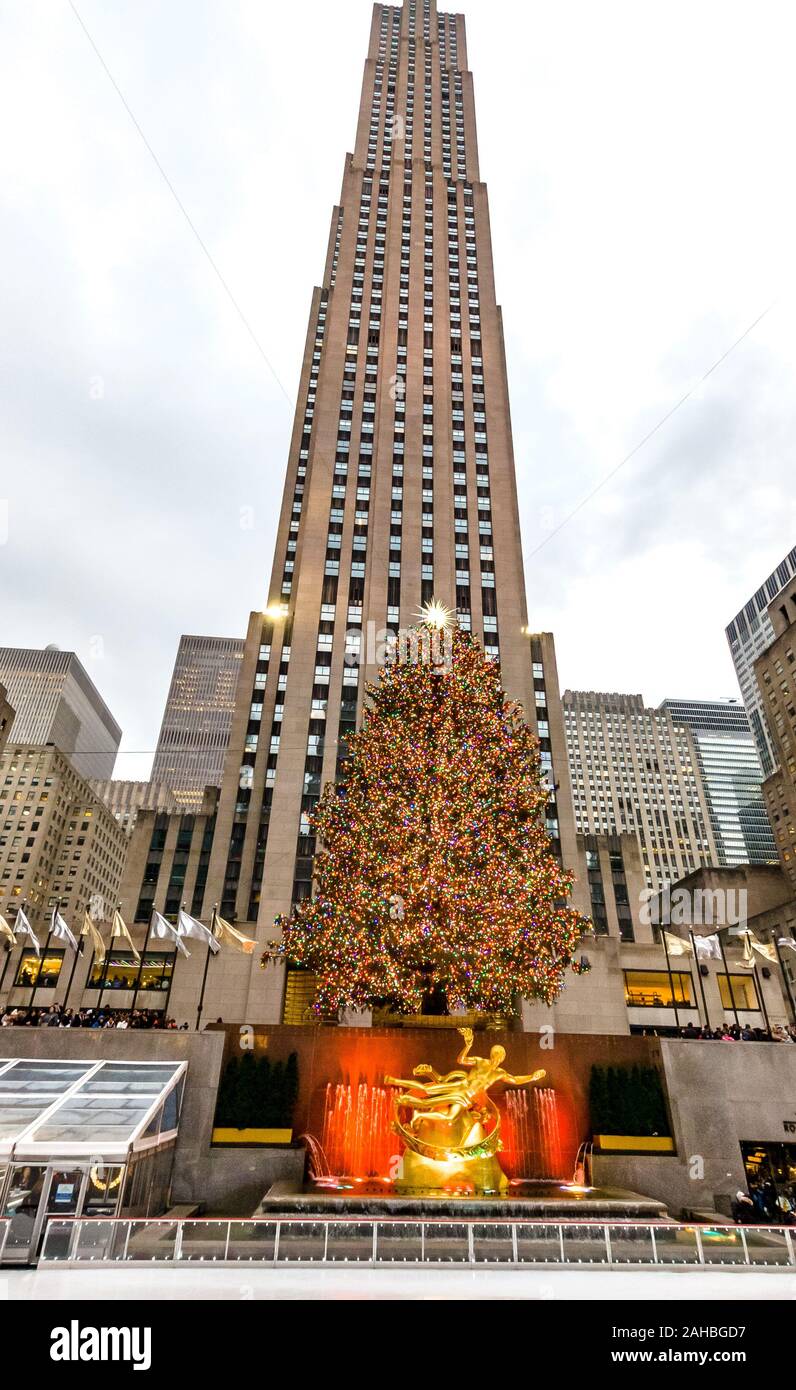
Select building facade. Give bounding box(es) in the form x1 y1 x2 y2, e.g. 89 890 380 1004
170 0 583 1024
755 573 796 892
563 691 718 892
0 648 121 780
660 698 776 868
89 779 181 836
0 685 13 758
726 545 796 776
151 636 244 810
0 743 129 1009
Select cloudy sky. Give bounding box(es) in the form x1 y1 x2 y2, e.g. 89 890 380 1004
1 0 795 779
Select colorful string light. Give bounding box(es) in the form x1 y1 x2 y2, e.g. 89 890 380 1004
272 625 591 1016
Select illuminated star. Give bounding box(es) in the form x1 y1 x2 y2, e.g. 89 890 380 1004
417 598 455 630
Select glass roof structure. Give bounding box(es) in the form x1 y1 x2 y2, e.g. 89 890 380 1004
0 1060 187 1160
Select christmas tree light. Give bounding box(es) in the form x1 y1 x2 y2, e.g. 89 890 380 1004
273 624 590 1017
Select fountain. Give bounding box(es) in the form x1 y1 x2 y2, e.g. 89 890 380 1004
312 1079 567 1188
320 1081 395 1185
501 1087 565 1180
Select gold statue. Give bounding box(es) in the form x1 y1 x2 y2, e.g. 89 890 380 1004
386 1028 545 1194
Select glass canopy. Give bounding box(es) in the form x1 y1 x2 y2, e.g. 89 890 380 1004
0 1059 187 1160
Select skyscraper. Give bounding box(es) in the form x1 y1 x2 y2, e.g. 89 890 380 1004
151 636 244 809
0 647 121 779
563 691 717 891
726 545 796 775
194 0 580 1023
660 698 776 867
754 572 796 891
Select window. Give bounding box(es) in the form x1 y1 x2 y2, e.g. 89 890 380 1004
88 952 175 993
13 949 65 990
718 972 759 1012
624 969 694 1008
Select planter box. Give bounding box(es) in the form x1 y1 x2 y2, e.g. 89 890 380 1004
212 1127 293 1146
594 1134 675 1154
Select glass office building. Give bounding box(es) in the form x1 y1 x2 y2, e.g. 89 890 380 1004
660 699 777 866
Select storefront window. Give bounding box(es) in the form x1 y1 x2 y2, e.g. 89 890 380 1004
624 969 694 1008
13 950 65 990
718 973 759 1011
87 952 175 992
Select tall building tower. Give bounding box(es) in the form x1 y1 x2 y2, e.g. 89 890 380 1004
0 647 120 779
195 0 580 1024
563 691 717 891
754 574 796 891
659 698 777 867
151 636 244 809
726 545 796 775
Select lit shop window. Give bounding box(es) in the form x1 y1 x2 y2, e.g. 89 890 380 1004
14 949 65 989
623 969 694 1009
717 973 760 1012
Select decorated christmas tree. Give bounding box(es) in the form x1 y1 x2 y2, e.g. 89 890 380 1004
275 619 590 1017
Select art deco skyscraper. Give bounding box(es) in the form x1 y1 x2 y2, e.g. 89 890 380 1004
198 0 580 1023
151 635 244 809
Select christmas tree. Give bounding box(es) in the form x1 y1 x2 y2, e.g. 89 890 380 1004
276 620 590 1017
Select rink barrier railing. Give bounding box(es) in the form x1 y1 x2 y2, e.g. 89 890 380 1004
37 1216 796 1269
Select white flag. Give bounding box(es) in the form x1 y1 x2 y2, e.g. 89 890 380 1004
212 912 256 955
81 911 106 967
749 935 778 964
15 907 40 957
662 930 692 957
151 910 191 958
0 914 16 947
110 908 141 963
51 907 78 952
693 933 721 961
177 908 219 954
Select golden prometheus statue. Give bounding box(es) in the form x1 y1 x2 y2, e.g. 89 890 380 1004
385 1027 545 1194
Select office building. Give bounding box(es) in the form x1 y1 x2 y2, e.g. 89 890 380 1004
660 698 777 867
0 742 128 1005
151 636 244 810
755 573 796 892
563 691 717 891
726 545 796 775
0 648 121 779
89 779 181 837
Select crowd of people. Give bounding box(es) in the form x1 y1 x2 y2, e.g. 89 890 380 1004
0 1005 188 1029
732 1181 796 1225
642 1023 796 1042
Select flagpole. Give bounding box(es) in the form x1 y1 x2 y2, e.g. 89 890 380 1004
773 935 796 1026
29 899 55 1018
129 910 153 1016
96 900 120 1013
689 931 711 1032
717 928 740 1029
660 925 681 1032
752 957 772 1036
0 939 15 1002
195 906 217 1032
62 908 87 1016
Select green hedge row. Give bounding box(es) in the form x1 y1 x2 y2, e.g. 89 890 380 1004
214 1051 299 1130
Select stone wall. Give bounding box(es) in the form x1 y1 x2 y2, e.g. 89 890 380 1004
595 1038 796 1216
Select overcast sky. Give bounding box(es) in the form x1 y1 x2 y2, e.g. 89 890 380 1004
1 0 795 779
